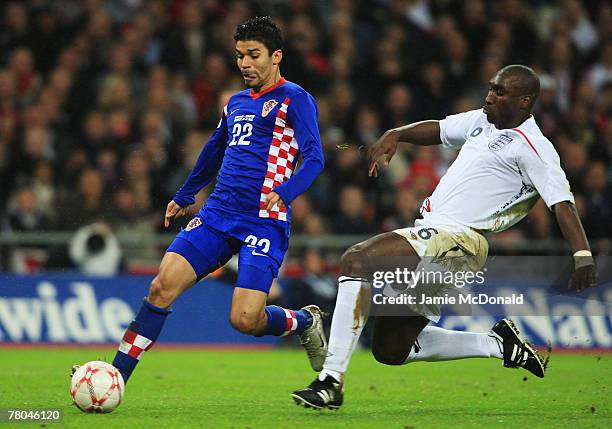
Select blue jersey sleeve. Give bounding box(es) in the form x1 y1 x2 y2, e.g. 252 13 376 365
173 110 229 207
273 92 325 205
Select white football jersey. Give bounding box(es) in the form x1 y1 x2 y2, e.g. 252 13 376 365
420 109 574 233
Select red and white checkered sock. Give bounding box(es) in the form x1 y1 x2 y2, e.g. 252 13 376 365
112 298 171 382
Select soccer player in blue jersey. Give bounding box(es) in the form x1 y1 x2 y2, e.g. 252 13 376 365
71 17 327 384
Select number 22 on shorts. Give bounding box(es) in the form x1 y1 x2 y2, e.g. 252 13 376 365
245 235 270 256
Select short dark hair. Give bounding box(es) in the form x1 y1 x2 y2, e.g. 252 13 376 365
498 64 541 106
234 16 282 55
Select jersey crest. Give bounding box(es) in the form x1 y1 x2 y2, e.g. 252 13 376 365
262 99 278 117
185 217 202 231
488 134 512 151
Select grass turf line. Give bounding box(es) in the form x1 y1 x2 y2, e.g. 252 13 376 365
1 348 609 428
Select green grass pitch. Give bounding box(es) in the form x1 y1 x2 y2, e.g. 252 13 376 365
1 347 609 428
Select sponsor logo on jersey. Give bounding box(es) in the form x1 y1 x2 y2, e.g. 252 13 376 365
261 99 278 117
185 217 202 231
235 114 255 122
488 134 513 151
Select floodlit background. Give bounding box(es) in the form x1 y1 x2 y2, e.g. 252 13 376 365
0 0 609 348
0 2 609 426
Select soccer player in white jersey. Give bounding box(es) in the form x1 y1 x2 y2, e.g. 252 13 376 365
292 65 598 409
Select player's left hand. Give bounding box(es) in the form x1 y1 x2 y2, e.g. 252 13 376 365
568 264 598 293
265 192 285 211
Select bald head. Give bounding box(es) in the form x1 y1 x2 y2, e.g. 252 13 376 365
497 65 540 106
484 64 541 128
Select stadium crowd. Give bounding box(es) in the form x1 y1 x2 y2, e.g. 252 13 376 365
0 0 610 272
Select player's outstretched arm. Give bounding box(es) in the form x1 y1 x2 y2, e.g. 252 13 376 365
368 120 441 177
553 201 598 292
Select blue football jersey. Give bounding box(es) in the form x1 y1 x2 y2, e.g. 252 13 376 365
173 78 324 264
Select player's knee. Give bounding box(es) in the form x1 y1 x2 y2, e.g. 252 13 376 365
148 274 178 309
372 343 410 366
341 243 367 276
229 311 265 335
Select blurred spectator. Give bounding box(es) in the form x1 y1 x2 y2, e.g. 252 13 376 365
0 68 18 142
381 188 421 232
96 147 120 187
57 167 112 230
562 0 598 55
587 41 612 92
170 72 197 130
583 162 612 239
193 52 229 127
286 247 337 331
108 186 157 261
384 83 417 130
161 0 209 80
122 149 157 213
333 185 373 235
0 2 31 56
532 74 561 138
290 194 312 235
8 47 40 106
303 213 330 237
561 143 588 194
2 185 51 273
0 0 608 271
31 160 56 221
166 129 208 198
353 105 381 148
15 126 55 178
82 110 111 159
3 185 50 232
565 99 596 149
398 146 440 197
547 35 574 113
330 145 371 192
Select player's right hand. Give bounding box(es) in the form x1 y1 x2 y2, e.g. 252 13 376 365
368 130 399 177
568 264 598 293
164 200 190 228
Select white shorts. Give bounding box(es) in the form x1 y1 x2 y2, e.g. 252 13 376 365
393 219 489 271
389 220 489 321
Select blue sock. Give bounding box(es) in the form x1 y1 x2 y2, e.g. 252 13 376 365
112 298 171 383
261 305 313 336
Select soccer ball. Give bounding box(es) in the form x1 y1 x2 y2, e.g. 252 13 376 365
70 361 125 413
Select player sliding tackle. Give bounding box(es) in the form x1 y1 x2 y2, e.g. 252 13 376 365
72 17 328 384
292 65 598 410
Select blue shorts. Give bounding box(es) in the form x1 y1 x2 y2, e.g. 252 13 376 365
166 216 282 294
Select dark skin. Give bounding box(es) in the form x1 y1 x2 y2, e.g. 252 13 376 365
368 69 597 293
356 68 597 364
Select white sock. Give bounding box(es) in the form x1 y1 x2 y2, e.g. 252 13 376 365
404 326 503 363
319 276 369 382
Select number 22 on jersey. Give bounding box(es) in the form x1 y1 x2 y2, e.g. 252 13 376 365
229 122 253 146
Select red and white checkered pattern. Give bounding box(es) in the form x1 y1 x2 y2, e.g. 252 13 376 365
118 330 154 360
259 97 299 222
281 308 298 336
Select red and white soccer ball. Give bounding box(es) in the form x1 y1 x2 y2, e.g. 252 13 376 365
70 361 125 413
